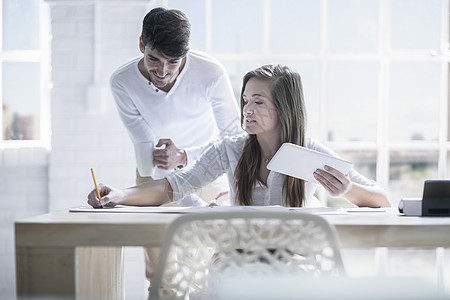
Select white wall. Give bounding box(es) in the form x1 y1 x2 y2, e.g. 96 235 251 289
0 148 48 299
48 0 148 211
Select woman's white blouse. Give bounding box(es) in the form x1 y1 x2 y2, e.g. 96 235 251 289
166 134 376 207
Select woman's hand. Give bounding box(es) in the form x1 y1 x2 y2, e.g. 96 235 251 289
87 183 125 208
313 165 352 197
314 165 390 208
208 191 229 206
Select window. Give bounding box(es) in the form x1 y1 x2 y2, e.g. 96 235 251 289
1 0 48 144
167 0 449 207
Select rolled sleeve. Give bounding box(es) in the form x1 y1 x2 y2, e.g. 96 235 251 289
166 139 231 203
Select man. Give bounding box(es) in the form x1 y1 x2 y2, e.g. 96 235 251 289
109 7 241 288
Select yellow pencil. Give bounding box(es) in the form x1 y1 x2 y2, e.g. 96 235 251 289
90 168 101 201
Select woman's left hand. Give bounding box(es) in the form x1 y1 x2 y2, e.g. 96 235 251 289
313 165 352 197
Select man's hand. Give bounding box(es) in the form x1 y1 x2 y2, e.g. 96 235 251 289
153 138 187 170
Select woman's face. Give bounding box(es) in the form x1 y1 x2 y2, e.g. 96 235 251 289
242 78 280 136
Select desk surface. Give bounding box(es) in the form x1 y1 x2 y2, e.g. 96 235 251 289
15 207 450 248
15 207 450 299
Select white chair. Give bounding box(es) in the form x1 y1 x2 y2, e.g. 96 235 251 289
149 210 346 300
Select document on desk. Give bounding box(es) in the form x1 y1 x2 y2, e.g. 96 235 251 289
345 207 389 213
288 207 348 215
69 205 287 213
69 205 211 213
69 205 385 215
69 205 292 213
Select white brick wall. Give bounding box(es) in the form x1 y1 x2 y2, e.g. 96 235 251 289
48 0 147 212
0 148 48 299
1 1 151 298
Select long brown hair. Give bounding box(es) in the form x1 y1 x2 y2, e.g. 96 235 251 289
234 65 307 207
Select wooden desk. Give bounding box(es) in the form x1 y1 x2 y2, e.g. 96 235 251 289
14 207 450 299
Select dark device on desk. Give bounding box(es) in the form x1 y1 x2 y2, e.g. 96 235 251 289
422 180 450 216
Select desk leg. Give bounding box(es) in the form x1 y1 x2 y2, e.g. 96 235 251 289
76 247 124 300
16 247 76 299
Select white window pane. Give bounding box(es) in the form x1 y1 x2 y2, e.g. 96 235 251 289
389 62 440 142
2 62 40 140
328 0 378 53
168 0 206 51
339 151 378 181
390 0 441 50
446 152 450 176
270 0 320 53
327 62 379 142
389 150 438 206
212 0 263 53
222 60 265 102
2 0 40 50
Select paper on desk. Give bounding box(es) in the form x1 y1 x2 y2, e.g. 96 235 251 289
288 207 348 215
69 205 210 213
69 205 286 213
69 205 348 215
69 204 385 216
207 206 348 215
267 143 353 183
345 207 388 213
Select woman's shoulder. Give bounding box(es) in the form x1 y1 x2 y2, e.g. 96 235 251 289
218 133 248 149
209 134 248 160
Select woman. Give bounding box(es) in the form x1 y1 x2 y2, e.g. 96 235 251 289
88 65 390 208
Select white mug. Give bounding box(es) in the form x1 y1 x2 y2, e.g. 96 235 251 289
134 142 156 177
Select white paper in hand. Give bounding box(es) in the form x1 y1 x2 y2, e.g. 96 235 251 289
267 143 353 183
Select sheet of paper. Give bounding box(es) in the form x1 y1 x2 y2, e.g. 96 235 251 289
267 143 353 183
69 205 349 215
69 205 287 213
288 207 348 215
69 205 211 213
345 207 388 213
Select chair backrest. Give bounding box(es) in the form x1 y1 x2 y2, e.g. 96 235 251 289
149 210 346 300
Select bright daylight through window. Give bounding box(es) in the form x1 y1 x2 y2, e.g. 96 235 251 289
168 0 448 207
0 0 448 207
1 0 41 141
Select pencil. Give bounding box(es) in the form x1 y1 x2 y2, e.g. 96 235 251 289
90 168 101 201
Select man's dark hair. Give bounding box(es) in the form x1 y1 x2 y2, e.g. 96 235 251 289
141 7 190 58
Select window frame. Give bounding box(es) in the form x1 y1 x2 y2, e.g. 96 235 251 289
0 0 50 148
192 0 450 202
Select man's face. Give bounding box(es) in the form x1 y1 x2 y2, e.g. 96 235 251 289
140 43 185 92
